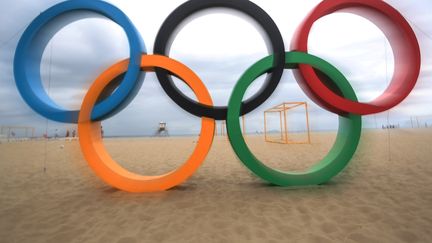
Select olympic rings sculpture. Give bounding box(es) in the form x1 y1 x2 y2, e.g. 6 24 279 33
14 0 420 192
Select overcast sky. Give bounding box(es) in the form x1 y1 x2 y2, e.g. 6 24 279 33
1 0 431 137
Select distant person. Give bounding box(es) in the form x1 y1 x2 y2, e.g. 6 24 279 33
65 129 70 138
72 129 76 138
54 129 59 139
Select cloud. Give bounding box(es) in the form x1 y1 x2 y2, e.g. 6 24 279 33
1 0 431 137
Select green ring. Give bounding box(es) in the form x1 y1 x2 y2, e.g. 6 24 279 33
227 51 362 186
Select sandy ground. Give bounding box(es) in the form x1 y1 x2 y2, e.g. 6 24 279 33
0 129 431 243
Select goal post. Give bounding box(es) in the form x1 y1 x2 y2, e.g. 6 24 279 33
216 117 245 137
264 102 311 144
0 126 36 142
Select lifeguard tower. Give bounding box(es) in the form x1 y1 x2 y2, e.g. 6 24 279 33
154 122 169 137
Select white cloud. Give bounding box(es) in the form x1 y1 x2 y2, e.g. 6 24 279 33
1 0 431 136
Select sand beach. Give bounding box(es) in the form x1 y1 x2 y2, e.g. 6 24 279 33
1 129 431 242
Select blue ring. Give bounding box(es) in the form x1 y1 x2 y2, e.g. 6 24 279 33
14 0 146 123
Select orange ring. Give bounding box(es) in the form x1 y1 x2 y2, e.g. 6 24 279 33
78 55 215 192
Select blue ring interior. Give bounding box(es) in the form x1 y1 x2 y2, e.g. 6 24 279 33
14 0 146 123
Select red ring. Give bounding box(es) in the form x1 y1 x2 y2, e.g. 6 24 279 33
291 0 421 115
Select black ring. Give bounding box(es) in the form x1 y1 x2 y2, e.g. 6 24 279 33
154 0 285 120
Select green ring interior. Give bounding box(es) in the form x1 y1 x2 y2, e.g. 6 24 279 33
227 51 362 186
